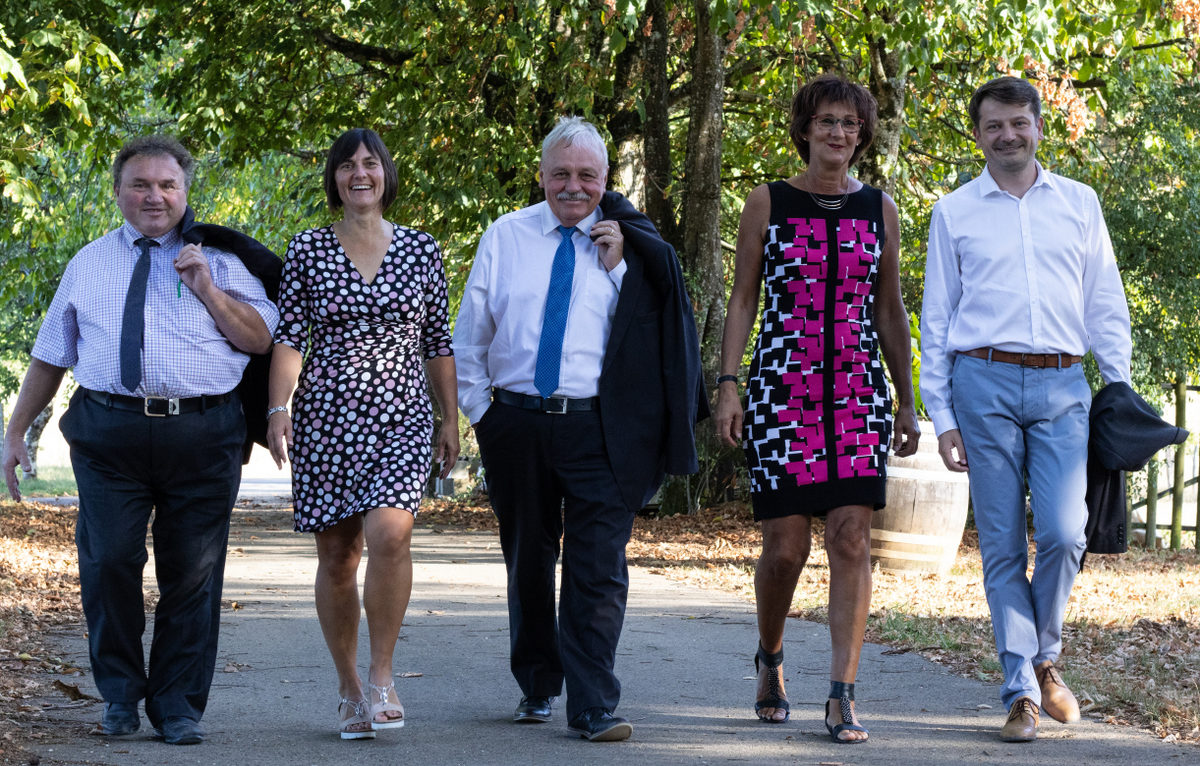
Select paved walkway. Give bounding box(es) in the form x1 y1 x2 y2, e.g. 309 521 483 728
25 453 1200 766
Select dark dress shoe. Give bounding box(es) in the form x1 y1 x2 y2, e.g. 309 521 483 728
567 707 632 742
96 702 139 736
513 695 553 723
155 716 205 745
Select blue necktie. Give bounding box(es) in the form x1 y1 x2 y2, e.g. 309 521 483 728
534 225 576 399
120 237 157 392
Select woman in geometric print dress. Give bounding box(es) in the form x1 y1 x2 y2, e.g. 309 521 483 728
715 75 919 743
265 128 459 740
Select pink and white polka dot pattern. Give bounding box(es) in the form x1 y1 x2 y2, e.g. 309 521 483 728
275 224 453 531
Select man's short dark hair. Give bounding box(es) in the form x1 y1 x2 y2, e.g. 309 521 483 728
969 77 1042 128
789 74 878 168
323 128 399 212
112 135 195 189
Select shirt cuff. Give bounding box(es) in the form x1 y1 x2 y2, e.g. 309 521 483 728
607 259 627 289
464 397 491 426
928 407 959 437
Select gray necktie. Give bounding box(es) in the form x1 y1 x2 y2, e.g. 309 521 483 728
119 237 158 392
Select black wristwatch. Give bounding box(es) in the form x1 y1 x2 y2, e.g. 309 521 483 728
716 374 738 387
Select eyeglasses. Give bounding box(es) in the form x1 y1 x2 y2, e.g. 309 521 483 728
810 116 865 134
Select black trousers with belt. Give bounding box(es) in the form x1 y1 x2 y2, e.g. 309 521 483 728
59 388 244 727
474 400 636 720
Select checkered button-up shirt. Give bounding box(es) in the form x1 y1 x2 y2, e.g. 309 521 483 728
33 222 280 397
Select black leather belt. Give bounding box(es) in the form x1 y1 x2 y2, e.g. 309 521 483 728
492 388 598 414
962 348 1082 369
83 388 233 417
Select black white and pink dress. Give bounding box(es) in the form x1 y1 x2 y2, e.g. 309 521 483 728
275 224 452 532
743 181 892 520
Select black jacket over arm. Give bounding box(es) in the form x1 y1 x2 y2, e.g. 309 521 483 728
1085 381 1188 558
178 207 282 463
597 192 708 512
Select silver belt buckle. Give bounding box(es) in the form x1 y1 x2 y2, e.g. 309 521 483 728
144 396 181 417
543 397 569 415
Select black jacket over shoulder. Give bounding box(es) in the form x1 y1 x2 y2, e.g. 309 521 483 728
177 206 282 463
597 192 708 512
1085 381 1188 558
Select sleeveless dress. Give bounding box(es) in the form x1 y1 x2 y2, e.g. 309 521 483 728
743 181 892 520
274 224 453 532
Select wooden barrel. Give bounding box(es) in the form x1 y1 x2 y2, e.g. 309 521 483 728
870 426 970 575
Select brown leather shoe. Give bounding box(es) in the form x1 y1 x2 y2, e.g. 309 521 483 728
999 697 1039 742
1035 661 1081 723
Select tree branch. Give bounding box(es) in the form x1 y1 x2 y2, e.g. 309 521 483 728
315 30 415 68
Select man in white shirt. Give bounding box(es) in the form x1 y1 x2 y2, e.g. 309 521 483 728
454 116 704 742
920 77 1131 743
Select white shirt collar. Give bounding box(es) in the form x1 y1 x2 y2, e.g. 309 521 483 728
977 161 1053 198
539 201 601 237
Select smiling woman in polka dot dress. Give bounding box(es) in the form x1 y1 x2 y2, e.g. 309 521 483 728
265 128 459 740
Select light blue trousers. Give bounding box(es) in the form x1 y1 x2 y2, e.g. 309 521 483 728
951 354 1090 708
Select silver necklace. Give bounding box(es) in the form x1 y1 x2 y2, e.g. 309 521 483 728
806 188 849 210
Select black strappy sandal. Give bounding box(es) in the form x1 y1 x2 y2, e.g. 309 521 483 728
754 644 790 723
825 681 869 743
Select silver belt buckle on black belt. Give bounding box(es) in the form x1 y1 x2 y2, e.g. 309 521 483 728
542 397 570 415
144 396 181 417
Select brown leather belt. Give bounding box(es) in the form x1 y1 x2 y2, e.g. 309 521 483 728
962 348 1082 369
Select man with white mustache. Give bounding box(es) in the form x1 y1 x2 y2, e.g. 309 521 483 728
454 116 705 742
920 77 1131 743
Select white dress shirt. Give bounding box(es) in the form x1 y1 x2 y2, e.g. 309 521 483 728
454 201 627 424
920 163 1132 436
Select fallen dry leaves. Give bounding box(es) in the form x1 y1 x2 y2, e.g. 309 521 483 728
0 500 85 765
4 496 1200 762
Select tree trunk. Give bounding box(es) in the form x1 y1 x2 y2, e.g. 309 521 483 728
659 0 728 515
641 0 677 245
679 0 726 379
858 36 905 197
22 402 53 480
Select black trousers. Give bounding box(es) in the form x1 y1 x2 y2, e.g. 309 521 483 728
60 389 244 726
475 401 636 720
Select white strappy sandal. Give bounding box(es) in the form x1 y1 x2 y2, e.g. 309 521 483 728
367 681 405 729
337 697 376 740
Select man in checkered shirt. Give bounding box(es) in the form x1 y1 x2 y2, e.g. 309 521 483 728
1 135 278 745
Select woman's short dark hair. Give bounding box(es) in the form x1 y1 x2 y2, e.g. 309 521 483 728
323 128 399 212
788 74 878 168
968 77 1041 128
112 135 195 189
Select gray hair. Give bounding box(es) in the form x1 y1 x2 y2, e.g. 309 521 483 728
540 116 609 168
112 135 195 189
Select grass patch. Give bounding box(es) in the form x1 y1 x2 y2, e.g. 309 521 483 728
16 465 77 497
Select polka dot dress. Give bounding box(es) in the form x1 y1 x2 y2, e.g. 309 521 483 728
274 224 453 532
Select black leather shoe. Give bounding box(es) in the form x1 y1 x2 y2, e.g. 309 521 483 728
513 695 553 723
155 716 205 745
96 702 139 736
567 707 632 742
